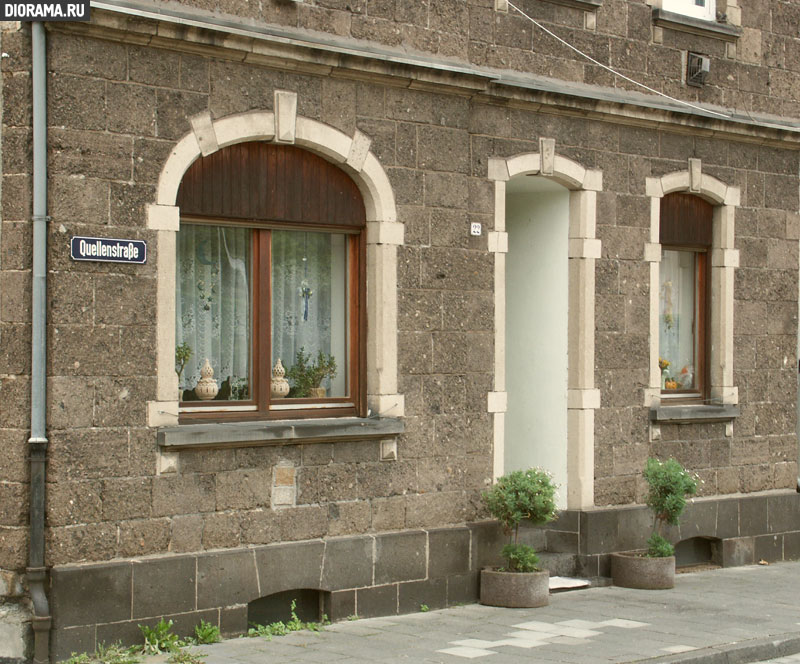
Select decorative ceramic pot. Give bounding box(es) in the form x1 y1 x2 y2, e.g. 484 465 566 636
480 568 550 608
309 386 326 399
271 358 290 399
610 552 675 590
195 358 219 401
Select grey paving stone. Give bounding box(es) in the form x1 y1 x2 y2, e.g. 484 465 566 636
182 562 800 664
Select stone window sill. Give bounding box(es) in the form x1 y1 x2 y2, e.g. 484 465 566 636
542 0 601 11
652 9 741 41
649 403 739 423
158 416 404 450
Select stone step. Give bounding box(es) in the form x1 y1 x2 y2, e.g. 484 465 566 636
549 576 591 592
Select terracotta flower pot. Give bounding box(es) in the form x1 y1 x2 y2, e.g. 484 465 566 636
480 568 550 608
610 552 675 590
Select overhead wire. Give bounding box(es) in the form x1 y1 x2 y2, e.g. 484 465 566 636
506 0 733 120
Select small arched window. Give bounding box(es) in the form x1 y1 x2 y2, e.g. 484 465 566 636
659 193 712 399
174 142 366 420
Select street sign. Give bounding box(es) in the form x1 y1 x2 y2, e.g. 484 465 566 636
70 236 147 264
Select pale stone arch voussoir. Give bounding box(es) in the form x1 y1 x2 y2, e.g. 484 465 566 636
146 98 403 429
488 145 602 510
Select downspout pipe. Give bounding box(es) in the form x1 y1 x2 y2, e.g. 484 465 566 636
28 20 52 664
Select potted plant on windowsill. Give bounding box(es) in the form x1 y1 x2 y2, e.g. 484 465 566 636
480 468 558 608
175 342 192 401
611 457 697 590
286 348 337 398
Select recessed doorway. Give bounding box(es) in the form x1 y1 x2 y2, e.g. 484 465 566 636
505 176 570 507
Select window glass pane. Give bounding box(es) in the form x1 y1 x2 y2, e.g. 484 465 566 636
662 0 714 19
176 224 252 401
659 249 697 391
271 230 349 399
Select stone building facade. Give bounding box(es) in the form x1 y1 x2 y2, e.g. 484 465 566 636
1 0 800 660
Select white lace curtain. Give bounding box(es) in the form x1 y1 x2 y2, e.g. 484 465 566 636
271 230 347 397
176 224 251 397
176 226 347 399
659 249 696 389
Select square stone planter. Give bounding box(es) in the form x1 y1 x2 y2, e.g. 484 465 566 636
479 569 550 608
610 552 675 589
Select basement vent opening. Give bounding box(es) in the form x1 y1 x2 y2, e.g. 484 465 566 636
675 536 722 570
247 588 329 626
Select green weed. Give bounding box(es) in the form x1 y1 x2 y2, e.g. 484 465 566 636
139 619 181 654
64 643 140 664
192 620 221 645
167 651 205 664
65 654 91 664
247 599 328 640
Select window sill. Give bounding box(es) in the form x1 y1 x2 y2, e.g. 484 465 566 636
541 0 601 11
649 403 739 423
158 416 404 450
652 8 741 42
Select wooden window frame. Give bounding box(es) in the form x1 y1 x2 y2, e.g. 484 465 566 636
178 218 367 422
659 193 712 403
659 245 709 401
174 142 368 423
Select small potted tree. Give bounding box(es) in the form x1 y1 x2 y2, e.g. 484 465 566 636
480 468 558 608
611 457 698 590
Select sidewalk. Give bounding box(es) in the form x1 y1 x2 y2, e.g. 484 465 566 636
189 561 800 664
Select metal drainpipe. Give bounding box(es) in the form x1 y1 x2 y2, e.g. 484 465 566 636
28 20 52 664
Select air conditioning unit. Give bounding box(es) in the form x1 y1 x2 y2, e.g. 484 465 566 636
687 53 710 87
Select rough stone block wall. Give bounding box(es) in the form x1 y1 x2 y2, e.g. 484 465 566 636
1 21 34 603
594 148 800 505
153 0 800 113
1 0 799 653
1 27 500 575
47 525 498 660
567 491 800 577
1 15 798 569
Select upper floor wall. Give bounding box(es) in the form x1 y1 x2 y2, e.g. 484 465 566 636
147 0 800 118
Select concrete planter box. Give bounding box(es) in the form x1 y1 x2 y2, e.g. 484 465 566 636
479 569 550 608
610 552 675 589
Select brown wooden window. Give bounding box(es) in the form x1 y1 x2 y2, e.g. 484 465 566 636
659 193 712 400
174 142 367 421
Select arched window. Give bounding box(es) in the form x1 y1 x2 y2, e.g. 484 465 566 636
645 162 740 417
174 142 366 420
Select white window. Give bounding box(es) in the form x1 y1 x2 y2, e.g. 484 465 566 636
662 0 716 21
